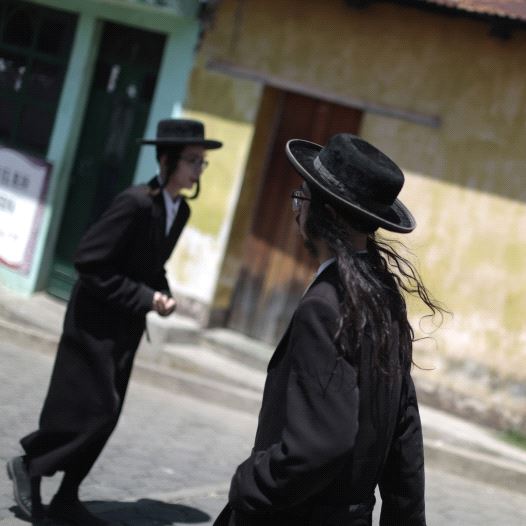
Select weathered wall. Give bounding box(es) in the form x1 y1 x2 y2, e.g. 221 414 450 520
178 0 526 430
164 59 261 314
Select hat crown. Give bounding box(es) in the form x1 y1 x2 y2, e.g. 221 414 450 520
139 118 222 149
318 134 404 207
285 134 415 233
156 119 205 141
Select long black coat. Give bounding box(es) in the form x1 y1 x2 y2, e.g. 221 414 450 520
215 263 426 526
21 177 189 477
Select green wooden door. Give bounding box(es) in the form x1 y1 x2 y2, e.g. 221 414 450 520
48 22 165 299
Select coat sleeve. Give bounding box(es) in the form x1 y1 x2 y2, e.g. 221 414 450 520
73 190 155 316
379 372 426 526
228 297 359 513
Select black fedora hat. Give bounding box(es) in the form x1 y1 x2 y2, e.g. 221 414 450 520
285 133 416 233
139 118 222 149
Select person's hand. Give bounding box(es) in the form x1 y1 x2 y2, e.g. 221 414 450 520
152 291 176 316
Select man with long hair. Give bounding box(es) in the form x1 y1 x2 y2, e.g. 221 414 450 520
215 133 444 525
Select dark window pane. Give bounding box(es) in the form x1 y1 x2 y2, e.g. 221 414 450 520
0 1 76 155
26 60 63 102
0 51 27 95
17 104 54 154
37 18 68 56
140 72 157 102
4 8 35 48
0 98 17 142
101 22 164 66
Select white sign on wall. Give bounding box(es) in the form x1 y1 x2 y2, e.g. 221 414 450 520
0 147 51 274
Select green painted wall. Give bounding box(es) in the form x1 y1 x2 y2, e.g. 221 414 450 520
0 12 100 294
0 0 200 294
187 0 526 400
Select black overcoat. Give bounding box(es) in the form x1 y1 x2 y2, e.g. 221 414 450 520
215 262 426 526
21 177 189 477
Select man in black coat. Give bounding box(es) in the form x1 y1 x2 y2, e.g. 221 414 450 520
215 134 441 525
7 119 222 525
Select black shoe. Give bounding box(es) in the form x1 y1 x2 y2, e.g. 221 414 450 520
6 456 43 520
47 497 109 526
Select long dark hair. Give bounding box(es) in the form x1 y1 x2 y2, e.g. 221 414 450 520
304 190 446 375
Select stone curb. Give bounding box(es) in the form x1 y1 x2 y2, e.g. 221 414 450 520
1 318 526 497
0 518 25 525
424 439 526 493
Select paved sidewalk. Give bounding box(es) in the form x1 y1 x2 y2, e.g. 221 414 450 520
2 340 526 526
1 283 526 500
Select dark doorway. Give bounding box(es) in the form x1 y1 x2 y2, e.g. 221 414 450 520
227 90 363 344
47 22 165 299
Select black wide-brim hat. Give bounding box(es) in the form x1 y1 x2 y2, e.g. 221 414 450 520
139 118 222 149
285 134 416 233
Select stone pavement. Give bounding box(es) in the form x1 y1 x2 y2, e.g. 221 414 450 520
1 285 526 524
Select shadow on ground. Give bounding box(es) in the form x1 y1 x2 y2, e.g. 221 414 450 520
9 499 211 525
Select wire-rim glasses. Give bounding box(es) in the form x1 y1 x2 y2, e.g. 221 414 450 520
181 156 209 171
291 189 311 212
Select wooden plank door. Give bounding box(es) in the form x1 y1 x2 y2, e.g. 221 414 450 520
227 90 362 344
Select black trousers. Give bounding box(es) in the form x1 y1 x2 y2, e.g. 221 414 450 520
20 296 142 480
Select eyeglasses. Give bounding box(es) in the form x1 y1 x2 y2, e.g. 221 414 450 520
181 156 209 171
290 190 311 212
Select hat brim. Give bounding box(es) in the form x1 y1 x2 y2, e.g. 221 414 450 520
286 139 416 233
139 138 223 150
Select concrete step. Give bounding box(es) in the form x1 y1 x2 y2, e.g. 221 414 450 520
158 343 265 393
132 357 262 414
145 311 202 347
420 405 526 466
201 328 272 372
0 290 64 339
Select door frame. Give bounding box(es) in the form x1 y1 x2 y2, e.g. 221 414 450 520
208 85 363 340
46 20 168 299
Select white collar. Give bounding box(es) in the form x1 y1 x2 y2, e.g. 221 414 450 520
161 190 181 235
162 188 180 209
315 257 336 278
302 257 336 298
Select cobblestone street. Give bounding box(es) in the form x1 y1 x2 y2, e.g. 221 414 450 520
1 342 526 525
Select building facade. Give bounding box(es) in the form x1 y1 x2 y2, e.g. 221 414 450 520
2 0 525 431
170 0 526 431
0 0 203 297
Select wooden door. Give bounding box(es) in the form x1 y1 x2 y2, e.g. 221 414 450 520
47 22 165 299
227 91 362 344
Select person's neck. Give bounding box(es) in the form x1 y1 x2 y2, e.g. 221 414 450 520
165 188 180 200
163 181 181 200
159 171 181 200
314 231 368 265
314 241 334 265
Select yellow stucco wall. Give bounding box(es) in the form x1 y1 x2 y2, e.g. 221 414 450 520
187 0 526 394
164 60 261 303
